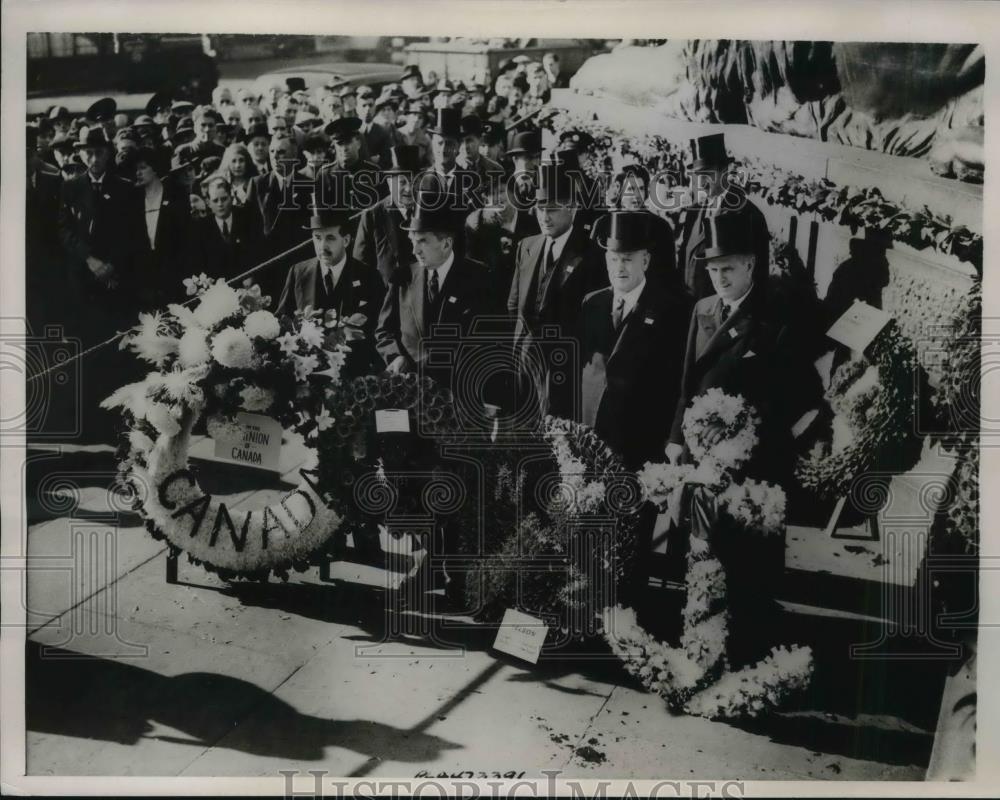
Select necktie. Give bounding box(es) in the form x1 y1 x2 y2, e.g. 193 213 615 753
427 268 439 306
324 267 336 299
720 302 731 325
612 296 626 331
536 243 557 313
221 220 230 243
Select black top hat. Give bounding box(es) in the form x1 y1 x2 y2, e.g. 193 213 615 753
506 130 542 157
400 190 462 234
86 97 117 123
535 161 577 204
689 133 731 171
303 206 352 231
146 91 172 116
243 123 271 142
702 211 756 260
74 126 113 150
383 145 422 174
427 108 462 139
459 115 483 138
48 105 72 122
324 116 363 142
400 64 422 81
285 77 307 94
596 211 652 252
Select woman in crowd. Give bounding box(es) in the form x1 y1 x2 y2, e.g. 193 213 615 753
219 141 258 207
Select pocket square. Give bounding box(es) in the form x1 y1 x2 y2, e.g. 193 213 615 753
743 350 756 358
359 300 368 306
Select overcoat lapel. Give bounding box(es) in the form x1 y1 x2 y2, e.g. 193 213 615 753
407 262 425 334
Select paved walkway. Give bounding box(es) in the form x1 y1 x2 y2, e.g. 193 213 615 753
22 444 939 780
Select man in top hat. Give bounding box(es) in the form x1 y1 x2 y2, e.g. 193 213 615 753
277 206 385 354
318 116 383 210
355 86 392 166
419 108 482 214
353 145 421 286
455 114 504 201
400 64 424 99
186 174 260 285
508 160 606 422
57 126 149 317
86 97 117 139
375 188 489 389
580 211 689 469
676 133 769 300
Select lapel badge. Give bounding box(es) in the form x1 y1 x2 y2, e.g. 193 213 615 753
448 296 457 303
644 317 654 325
352 280 361 287
728 327 739 339
103 193 111 200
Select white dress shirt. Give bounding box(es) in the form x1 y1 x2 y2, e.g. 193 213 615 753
544 223 574 267
144 181 164 248
320 253 348 291
722 281 754 318
427 251 455 291
215 213 234 239
612 278 646 323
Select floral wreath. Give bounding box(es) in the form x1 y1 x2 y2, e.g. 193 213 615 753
104 276 358 579
602 389 813 720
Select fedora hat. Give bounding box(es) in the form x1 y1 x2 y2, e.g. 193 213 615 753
303 206 352 231
702 211 757 260
383 144 422 175
169 144 199 173
596 211 652 253
535 160 577 204
400 190 462 234
506 130 542 157
427 107 462 139
74 126 113 150
86 97 117 123
48 105 72 122
324 116 362 142
689 133 732 171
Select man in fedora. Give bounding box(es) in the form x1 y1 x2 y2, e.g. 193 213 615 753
456 114 504 201
353 145 421 286
506 129 542 209
318 116 383 210
676 133 769 300
580 211 689 470
57 126 148 307
375 189 488 390
277 206 385 352
420 108 482 214
508 160 605 423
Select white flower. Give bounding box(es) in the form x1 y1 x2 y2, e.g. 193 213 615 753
243 310 281 340
128 429 155 455
206 413 242 441
145 402 181 437
293 353 320 382
239 384 275 412
193 280 242 327
182 273 212 297
315 407 335 431
277 331 299 356
167 303 202 331
298 318 325 349
101 378 152 413
126 311 179 367
177 328 211 368
211 327 254 369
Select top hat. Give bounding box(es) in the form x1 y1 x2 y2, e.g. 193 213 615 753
86 97 117 123
400 190 463 234
702 211 756 260
74 126 113 150
324 116 363 142
48 105 72 122
285 77 307 94
689 133 731 171
303 205 352 231
460 115 483 138
400 64 422 82
146 91 172 116
506 130 542 157
596 211 652 252
534 160 577 204
427 107 462 139
383 144 422 174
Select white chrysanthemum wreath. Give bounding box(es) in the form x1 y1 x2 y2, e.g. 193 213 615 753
602 389 814 719
103 275 360 579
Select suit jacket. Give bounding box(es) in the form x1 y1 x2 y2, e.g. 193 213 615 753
27 166 62 260
317 159 385 210
465 204 538 314
456 153 506 201
353 197 414 286
669 286 819 483
276 254 385 335
507 225 606 418
375 255 488 389
676 194 770 300
243 170 314 298
580 282 690 468
360 121 392 166
140 181 193 307
187 207 259 283
57 170 149 305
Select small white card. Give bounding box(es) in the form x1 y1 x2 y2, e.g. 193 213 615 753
212 412 282 472
493 609 548 664
826 299 892 353
375 408 411 433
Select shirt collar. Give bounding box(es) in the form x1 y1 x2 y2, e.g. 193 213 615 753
428 250 455 288
320 253 348 283
215 213 233 231
547 222 574 261
613 278 646 315
723 282 754 314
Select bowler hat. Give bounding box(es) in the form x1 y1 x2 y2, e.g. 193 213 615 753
534 160 577 204
506 130 542 157
86 97 117 123
285 77 307 94
383 145 422 174
400 190 463 234
244 123 271 142
702 211 756 260
74 126 113 150
460 115 483 138
324 116 362 142
303 205 352 231
596 211 652 253
48 105 72 122
689 133 732 171
427 108 462 139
